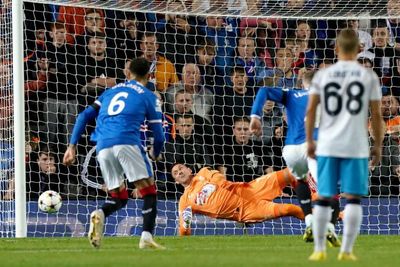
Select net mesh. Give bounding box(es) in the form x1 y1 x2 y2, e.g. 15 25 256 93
0 0 15 237
0 0 399 237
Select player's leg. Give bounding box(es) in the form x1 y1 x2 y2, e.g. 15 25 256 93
89 147 128 248
240 199 304 222
243 168 295 202
308 156 341 247
337 158 368 261
118 144 164 249
309 156 339 261
283 144 313 241
326 196 341 247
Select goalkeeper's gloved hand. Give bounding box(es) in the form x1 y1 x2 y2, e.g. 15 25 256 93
182 206 192 229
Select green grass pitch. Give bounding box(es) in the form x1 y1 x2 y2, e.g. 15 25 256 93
0 235 399 267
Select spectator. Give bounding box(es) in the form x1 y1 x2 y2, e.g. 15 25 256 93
157 1 200 75
23 2 54 56
140 32 179 92
291 20 319 71
24 51 48 132
252 100 285 146
239 16 283 68
234 36 265 87
381 94 400 135
57 5 105 44
41 22 79 151
164 114 213 175
368 22 400 93
369 130 400 196
196 38 222 93
269 124 287 171
357 52 374 69
165 63 214 122
26 147 68 201
259 47 297 88
76 32 120 106
24 21 46 63
215 117 272 182
107 11 140 69
171 90 213 144
386 0 400 49
198 15 238 79
75 9 107 55
213 67 255 137
344 18 373 51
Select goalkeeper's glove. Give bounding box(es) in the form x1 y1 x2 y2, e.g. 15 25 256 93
182 206 192 229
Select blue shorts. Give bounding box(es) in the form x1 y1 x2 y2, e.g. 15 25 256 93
317 156 369 198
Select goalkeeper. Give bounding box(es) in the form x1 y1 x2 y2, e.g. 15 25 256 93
171 163 304 236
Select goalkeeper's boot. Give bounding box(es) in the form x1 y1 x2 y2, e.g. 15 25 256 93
326 229 341 248
338 252 357 261
303 226 314 242
88 209 105 249
308 251 327 261
139 232 166 250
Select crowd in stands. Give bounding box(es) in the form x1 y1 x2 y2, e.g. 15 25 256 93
0 0 399 200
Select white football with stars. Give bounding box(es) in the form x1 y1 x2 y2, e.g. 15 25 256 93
38 190 62 213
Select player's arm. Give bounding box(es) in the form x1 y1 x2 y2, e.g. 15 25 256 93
369 100 384 167
305 94 320 159
63 101 100 166
250 86 285 137
178 200 192 236
146 95 166 160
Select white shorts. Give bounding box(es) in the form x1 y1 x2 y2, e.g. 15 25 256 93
97 145 153 190
282 142 317 181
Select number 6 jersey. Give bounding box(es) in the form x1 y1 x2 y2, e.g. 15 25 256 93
70 79 164 156
309 61 381 158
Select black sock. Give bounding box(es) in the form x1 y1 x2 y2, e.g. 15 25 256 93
295 180 312 216
142 194 157 234
101 198 128 217
330 198 340 225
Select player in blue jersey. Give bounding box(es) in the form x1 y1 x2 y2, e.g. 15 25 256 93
250 72 340 247
63 58 165 249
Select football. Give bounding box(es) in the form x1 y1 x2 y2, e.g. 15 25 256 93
38 190 62 213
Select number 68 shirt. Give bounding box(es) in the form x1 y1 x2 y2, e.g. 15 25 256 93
309 61 381 158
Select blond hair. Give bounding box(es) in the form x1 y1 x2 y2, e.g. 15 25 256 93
336 28 360 54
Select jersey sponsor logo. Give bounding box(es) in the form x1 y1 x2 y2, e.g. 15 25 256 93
246 153 258 169
195 184 216 205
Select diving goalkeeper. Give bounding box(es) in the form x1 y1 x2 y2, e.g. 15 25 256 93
171 164 304 235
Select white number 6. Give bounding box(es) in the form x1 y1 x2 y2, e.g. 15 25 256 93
108 92 128 115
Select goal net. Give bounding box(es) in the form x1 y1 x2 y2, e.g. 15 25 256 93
1 0 399 237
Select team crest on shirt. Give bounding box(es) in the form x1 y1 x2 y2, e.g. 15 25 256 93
195 184 216 205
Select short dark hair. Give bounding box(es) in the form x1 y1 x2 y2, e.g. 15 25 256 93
175 113 194 123
233 116 250 125
38 145 56 159
129 57 150 78
230 66 246 76
87 31 106 40
357 57 373 66
141 32 157 42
